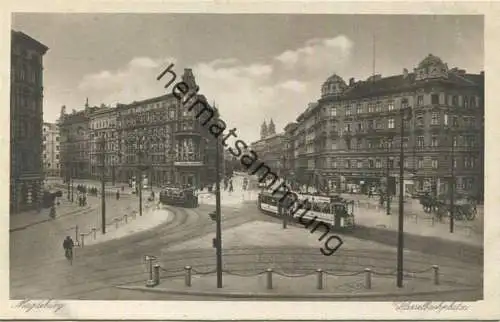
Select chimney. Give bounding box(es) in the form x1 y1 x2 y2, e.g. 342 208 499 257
349 77 355 86
403 68 408 79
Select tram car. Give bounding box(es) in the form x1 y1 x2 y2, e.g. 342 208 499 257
257 191 355 230
159 186 199 208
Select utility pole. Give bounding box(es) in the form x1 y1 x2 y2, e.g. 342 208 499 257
71 170 74 203
137 137 148 217
397 103 411 288
450 135 455 233
386 152 391 216
66 162 71 201
101 136 107 234
139 155 143 217
215 106 223 289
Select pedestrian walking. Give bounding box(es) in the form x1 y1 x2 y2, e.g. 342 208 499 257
116 189 120 200
228 180 234 193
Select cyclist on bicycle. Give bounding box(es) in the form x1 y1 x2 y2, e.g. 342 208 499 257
63 236 74 259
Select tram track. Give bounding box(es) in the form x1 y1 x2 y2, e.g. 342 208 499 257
11 203 258 299
11 201 482 300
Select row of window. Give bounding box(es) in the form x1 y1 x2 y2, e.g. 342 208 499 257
302 133 478 152
91 120 116 130
340 113 474 132
326 94 479 118
11 65 41 85
309 156 478 170
44 162 60 169
43 135 60 142
119 100 179 115
344 135 477 150
43 153 59 159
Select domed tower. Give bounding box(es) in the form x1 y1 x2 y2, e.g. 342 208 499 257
414 54 449 81
268 119 276 135
321 74 348 98
260 121 268 139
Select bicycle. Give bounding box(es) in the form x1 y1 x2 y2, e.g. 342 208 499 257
65 248 73 265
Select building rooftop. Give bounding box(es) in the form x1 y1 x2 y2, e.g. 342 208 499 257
11 30 49 55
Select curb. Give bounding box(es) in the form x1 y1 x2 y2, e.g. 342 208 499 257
77 205 178 247
9 205 96 233
115 285 479 299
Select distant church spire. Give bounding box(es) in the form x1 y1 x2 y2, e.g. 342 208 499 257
85 97 89 109
260 121 268 139
268 119 276 135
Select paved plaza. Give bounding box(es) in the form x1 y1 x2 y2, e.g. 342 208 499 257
9 173 483 300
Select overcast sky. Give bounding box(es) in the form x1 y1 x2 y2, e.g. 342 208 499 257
12 14 483 142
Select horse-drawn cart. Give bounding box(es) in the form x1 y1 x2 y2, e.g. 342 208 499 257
419 194 477 221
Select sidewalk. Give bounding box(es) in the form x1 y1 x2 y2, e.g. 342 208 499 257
198 189 257 206
353 203 483 247
10 195 157 267
52 181 137 196
9 199 95 232
82 206 173 246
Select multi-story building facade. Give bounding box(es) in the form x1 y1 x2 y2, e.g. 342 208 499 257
10 30 48 213
58 102 94 181
89 105 118 182
292 54 484 199
283 122 298 178
293 102 320 186
116 68 222 188
42 122 61 177
250 127 286 176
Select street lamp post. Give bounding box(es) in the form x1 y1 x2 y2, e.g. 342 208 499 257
397 101 412 288
71 163 74 203
450 134 455 233
215 128 223 288
280 155 288 229
137 136 150 217
386 140 392 216
100 136 107 234
66 161 71 201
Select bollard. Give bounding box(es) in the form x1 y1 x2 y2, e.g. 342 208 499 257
185 266 192 287
145 256 156 287
92 228 97 240
115 218 119 229
316 269 323 290
124 214 128 224
153 264 160 285
432 265 439 285
80 233 85 247
266 268 273 290
364 268 372 289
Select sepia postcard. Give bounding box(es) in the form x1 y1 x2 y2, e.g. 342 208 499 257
1 1 499 320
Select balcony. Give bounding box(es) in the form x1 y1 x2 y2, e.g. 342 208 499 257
174 129 202 138
174 155 204 167
174 122 202 137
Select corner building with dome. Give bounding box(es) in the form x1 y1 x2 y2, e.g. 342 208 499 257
289 54 484 200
